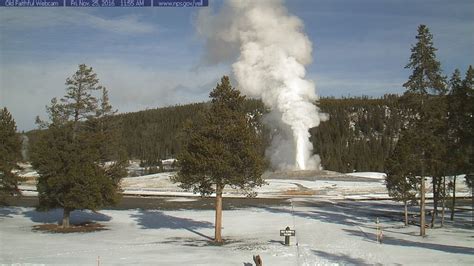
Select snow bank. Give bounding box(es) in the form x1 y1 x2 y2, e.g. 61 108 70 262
346 172 387 180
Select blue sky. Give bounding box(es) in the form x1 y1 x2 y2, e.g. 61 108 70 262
1 0 473 131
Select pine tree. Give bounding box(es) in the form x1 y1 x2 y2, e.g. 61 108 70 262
173 76 266 243
90 87 128 186
461 66 474 189
445 67 474 219
31 64 125 228
0 107 22 203
403 24 446 95
396 24 446 234
385 131 418 226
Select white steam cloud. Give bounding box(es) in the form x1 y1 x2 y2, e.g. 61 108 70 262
197 0 327 170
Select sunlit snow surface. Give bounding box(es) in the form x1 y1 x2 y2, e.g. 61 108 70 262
4 168 474 264
18 169 471 199
1 200 473 265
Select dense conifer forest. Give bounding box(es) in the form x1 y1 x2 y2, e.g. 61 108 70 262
312 95 407 172
26 95 407 173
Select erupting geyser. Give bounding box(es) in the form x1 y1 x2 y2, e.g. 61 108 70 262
197 0 327 170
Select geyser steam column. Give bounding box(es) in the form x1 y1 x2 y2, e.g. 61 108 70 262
197 0 327 170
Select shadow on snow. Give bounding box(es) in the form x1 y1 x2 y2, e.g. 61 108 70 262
259 200 473 255
130 209 214 241
311 250 376 266
0 207 22 219
343 228 474 255
23 208 111 224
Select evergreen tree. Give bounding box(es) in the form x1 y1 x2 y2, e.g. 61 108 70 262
447 69 467 171
445 67 474 218
91 87 128 182
461 66 474 188
403 24 446 95
391 24 447 233
173 76 266 243
385 131 418 226
31 64 125 228
0 107 22 203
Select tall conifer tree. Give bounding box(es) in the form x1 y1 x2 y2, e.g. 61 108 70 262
389 24 446 234
173 76 266 243
31 64 126 228
0 107 22 203
461 66 474 188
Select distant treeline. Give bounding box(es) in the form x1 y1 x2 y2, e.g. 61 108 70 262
312 95 407 172
27 95 407 173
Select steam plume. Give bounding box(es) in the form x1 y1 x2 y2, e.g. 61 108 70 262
197 0 327 170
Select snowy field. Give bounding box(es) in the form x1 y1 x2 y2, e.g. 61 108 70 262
1 199 473 265
17 163 471 199
119 171 471 200
7 166 473 264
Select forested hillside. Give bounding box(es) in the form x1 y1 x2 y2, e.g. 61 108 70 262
312 95 407 172
111 99 266 166
27 96 408 173
115 103 206 166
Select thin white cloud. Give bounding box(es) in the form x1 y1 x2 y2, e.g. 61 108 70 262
0 9 156 34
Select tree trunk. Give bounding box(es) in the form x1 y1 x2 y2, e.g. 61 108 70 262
450 176 456 221
441 176 446 227
433 177 439 215
214 184 223 243
62 207 72 228
404 201 408 226
431 177 437 228
420 176 426 236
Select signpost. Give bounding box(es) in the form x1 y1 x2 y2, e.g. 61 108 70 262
279 226 295 246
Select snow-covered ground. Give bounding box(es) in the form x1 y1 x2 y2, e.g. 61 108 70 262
118 172 392 199
17 169 472 199
1 199 473 265
346 172 386 180
6 166 474 264
120 171 471 199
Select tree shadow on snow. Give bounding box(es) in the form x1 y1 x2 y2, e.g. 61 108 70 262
343 228 474 255
0 207 22 218
260 200 409 228
23 209 111 225
311 249 375 266
130 209 214 241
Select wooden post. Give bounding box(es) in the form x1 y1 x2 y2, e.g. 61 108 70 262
253 255 262 266
376 217 383 243
284 226 290 245
214 184 223 243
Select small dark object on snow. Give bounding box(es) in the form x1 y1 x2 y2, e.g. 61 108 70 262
253 254 262 266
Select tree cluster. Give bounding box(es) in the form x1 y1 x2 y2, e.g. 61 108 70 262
385 24 473 228
31 64 127 227
0 107 22 204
